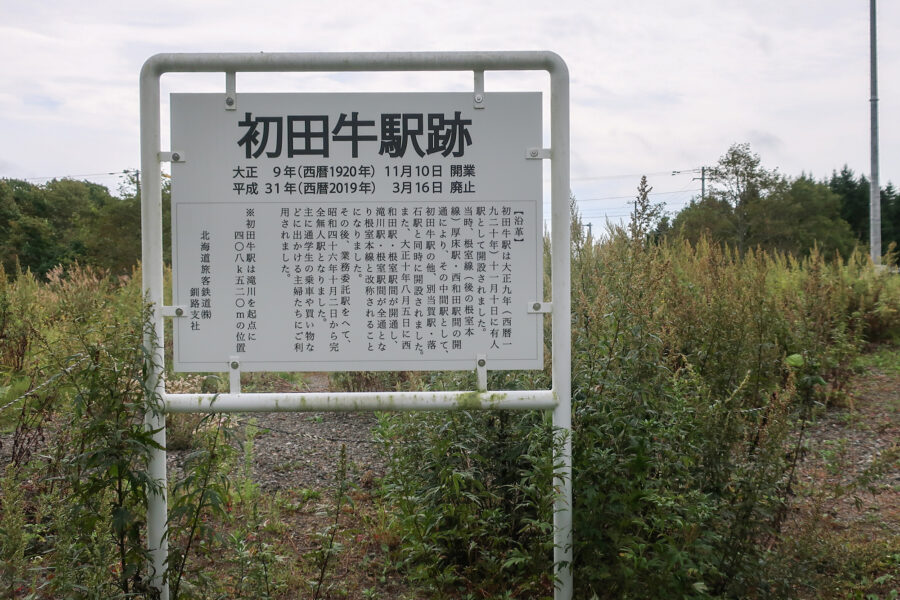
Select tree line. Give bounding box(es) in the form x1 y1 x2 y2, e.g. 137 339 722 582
1 144 898 279
0 174 169 278
655 143 900 259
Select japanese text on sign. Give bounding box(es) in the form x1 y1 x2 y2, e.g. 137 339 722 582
238 111 472 158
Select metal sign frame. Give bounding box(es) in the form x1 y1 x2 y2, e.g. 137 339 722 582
140 51 571 600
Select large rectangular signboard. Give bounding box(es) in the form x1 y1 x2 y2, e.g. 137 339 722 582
171 92 543 372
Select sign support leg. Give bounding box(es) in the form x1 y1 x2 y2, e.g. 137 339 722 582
146 410 168 599
549 57 573 600
141 60 170 600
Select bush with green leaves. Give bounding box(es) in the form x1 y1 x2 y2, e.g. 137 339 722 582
0 265 165 598
366 178 900 599
0 265 368 599
375 403 558 598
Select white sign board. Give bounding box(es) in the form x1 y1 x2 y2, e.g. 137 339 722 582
171 92 543 372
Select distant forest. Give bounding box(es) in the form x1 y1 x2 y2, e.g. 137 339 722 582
0 174 167 278
1 145 898 279
653 144 900 260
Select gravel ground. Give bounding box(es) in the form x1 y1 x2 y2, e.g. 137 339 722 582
793 363 900 533
165 372 387 492
235 410 382 491
0 372 387 491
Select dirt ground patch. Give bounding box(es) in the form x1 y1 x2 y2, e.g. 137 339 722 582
797 368 899 526
788 350 900 599
165 372 386 492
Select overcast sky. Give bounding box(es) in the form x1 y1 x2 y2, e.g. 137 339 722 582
1 0 896 230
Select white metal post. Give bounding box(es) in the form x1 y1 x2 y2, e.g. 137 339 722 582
869 0 881 264
140 51 571 600
548 55 573 600
139 59 169 600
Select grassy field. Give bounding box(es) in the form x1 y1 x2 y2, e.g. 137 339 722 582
2 212 900 598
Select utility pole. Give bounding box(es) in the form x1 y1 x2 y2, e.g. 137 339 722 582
870 0 882 264
672 167 706 200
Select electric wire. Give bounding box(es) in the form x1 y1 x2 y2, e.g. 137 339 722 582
16 170 137 183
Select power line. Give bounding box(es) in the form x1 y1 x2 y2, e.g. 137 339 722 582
14 170 138 183
578 196 697 212
573 188 701 203
567 169 697 182
572 191 700 220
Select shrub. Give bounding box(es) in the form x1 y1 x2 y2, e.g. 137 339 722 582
375 404 558 598
0 266 164 598
369 182 900 598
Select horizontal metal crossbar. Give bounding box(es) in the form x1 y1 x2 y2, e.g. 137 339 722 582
164 389 557 413
141 51 567 77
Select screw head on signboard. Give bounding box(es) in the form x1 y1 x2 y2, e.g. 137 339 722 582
532 302 541 311
225 96 235 106
175 307 184 317
529 149 539 158
474 94 483 103
230 361 240 370
477 358 486 367
171 153 181 162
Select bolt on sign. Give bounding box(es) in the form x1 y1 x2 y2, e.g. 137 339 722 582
171 92 543 372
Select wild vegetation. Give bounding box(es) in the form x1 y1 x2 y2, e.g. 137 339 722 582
0 266 388 598
1 146 899 598
367 180 900 599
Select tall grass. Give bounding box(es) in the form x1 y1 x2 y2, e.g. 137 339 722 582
0 264 164 598
0 191 897 598
372 187 900 599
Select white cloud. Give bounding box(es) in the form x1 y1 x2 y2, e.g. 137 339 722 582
0 0 897 228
